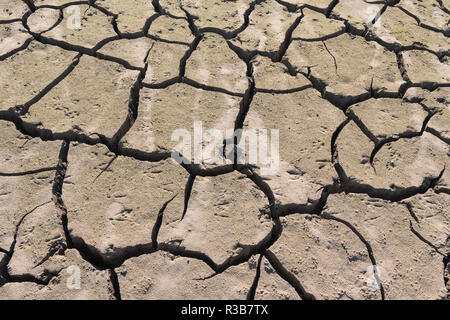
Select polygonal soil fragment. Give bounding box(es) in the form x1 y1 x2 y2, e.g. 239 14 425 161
148 15 194 44
0 0 29 20
252 55 310 91
373 7 449 53
26 7 61 34
427 103 450 145
98 37 154 68
332 0 383 31
122 84 241 155
324 193 447 300
97 0 156 34
7 201 61 278
230 0 297 52
161 171 272 262
349 99 428 139
143 41 187 84
403 190 449 256
185 33 248 94
23 55 139 137
181 0 253 32
403 50 450 84
404 87 449 111
0 42 76 110
292 8 345 40
0 122 60 249
0 22 30 56
270 215 378 299
62 144 187 252
44 5 116 48
247 89 346 186
374 133 448 186
0 249 113 299
337 122 448 189
399 0 449 31
286 34 403 96
335 121 374 176
117 253 259 299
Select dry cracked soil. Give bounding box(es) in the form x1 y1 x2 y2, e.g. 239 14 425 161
0 0 449 300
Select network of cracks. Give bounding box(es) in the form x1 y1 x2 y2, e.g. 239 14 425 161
0 0 449 300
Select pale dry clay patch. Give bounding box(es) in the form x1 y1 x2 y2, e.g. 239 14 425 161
0 22 30 56
62 143 187 252
0 1 29 20
6 202 60 277
230 0 298 52
116 253 255 299
123 84 241 154
180 0 254 31
26 7 60 34
96 0 156 33
336 121 449 190
374 133 448 187
402 50 450 84
98 37 155 68
185 33 248 93
0 249 113 300
23 55 138 137
163 171 272 263
332 0 383 31
116 251 298 299
400 0 449 30
119 87 160 153
0 122 60 250
0 42 76 110
148 15 194 43
269 214 379 300
324 193 447 300
350 99 427 139
403 88 449 143
285 34 403 96
249 89 346 186
427 103 450 151
44 4 116 48
373 7 448 53
143 41 188 84
292 8 345 40
244 60 323 203
404 190 449 257
252 55 310 90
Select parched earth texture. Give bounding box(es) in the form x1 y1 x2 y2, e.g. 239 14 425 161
0 0 449 300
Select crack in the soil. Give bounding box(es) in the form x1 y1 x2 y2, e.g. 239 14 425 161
108 268 121 300
0 200 57 287
321 213 385 300
264 250 316 300
409 221 446 257
246 254 263 300
369 104 438 168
